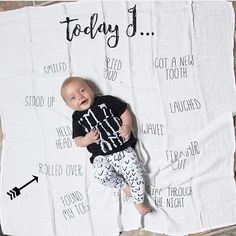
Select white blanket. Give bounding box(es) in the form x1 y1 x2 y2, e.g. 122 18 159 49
0 1 236 235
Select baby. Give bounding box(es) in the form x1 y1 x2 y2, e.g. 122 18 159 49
61 77 151 215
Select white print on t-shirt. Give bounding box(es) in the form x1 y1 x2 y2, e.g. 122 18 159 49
77 103 126 153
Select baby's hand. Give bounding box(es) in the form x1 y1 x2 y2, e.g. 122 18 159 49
119 124 131 141
85 129 100 145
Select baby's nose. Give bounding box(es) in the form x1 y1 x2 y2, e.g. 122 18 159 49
78 94 84 101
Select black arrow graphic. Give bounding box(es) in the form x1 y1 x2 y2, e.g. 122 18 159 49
7 175 38 200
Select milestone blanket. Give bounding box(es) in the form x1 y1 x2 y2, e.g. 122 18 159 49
0 1 236 236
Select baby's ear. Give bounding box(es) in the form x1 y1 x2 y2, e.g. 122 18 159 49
84 79 95 91
84 78 102 96
86 80 94 90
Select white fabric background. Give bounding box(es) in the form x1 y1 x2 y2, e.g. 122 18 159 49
0 1 236 236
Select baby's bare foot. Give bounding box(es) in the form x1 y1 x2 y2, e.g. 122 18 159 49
135 203 151 215
122 184 132 197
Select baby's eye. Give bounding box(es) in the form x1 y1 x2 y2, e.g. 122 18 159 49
70 96 75 101
81 88 85 92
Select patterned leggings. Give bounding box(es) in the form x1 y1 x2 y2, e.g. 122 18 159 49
93 147 145 203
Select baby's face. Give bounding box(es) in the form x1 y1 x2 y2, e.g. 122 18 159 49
63 80 94 111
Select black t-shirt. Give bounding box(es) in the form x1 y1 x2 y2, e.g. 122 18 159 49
72 95 137 163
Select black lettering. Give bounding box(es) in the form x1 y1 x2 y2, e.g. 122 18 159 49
60 17 79 41
126 5 137 37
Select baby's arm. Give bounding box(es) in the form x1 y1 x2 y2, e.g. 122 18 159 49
74 129 100 147
119 108 132 141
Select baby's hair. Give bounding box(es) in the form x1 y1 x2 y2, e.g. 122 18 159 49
60 76 84 101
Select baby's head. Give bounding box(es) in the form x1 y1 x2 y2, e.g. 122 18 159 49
61 77 95 111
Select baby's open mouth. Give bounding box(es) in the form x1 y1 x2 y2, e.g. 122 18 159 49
80 100 87 105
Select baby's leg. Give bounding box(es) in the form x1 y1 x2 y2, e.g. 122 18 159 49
93 155 125 189
121 147 151 215
121 147 145 202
